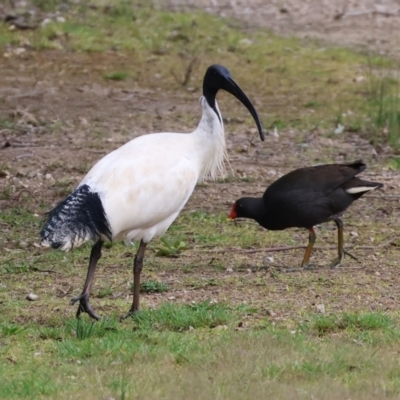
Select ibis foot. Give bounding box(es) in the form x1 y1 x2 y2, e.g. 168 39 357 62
70 293 100 321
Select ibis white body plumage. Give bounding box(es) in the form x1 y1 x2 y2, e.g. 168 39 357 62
41 64 264 320
81 98 225 246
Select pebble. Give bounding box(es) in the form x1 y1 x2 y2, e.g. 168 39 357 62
316 304 325 314
26 293 38 301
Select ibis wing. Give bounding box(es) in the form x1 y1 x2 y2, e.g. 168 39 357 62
80 132 199 241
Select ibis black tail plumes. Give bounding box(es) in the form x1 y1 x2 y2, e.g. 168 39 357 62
40 184 112 251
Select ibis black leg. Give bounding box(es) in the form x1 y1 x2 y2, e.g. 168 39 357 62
330 218 358 268
121 240 147 320
70 240 103 320
301 227 316 269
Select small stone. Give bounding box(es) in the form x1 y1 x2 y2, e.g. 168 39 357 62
214 325 227 331
334 124 345 134
316 304 325 313
226 267 233 273
26 293 38 301
14 48 26 56
375 271 381 276
167 296 175 300
239 38 253 46
41 18 52 27
45 173 53 180
271 127 279 138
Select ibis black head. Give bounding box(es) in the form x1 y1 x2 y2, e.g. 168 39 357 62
203 64 265 141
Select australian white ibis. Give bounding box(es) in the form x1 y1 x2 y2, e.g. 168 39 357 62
229 160 383 269
41 64 265 320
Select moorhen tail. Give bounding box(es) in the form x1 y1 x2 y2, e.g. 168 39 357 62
229 160 383 268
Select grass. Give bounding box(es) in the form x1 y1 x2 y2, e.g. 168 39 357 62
140 280 169 293
1 201 399 398
130 301 235 331
103 71 129 81
1 0 400 139
1 311 400 399
366 58 400 148
1 1 400 398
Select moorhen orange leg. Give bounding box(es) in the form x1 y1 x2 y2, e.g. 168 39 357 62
301 227 316 269
70 240 103 320
120 240 148 320
330 218 358 268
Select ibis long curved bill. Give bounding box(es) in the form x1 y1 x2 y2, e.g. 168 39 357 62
203 65 265 141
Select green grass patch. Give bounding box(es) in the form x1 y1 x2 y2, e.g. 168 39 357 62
367 64 400 148
155 236 189 257
2 0 400 139
310 312 394 335
1 311 400 399
140 280 168 293
103 71 129 81
130 301 234 331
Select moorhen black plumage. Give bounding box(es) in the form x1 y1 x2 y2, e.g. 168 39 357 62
229 160 383 268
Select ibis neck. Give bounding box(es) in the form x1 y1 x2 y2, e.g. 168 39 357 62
194 96 227 181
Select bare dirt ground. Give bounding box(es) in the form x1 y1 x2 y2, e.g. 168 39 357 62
160 0 400 59
1 1 400 323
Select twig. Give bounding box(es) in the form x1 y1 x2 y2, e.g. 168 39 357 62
359 236 398 250
30 267 57 274
13 188 32 201
365 195 400 200
113 93 134 102
8 90 46 99
182 56 197 87
205 245 337 254
203 238 398 254
171 56 198 87
336 9 400 19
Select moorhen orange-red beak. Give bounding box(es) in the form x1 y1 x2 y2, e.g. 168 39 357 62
228 204 238 219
